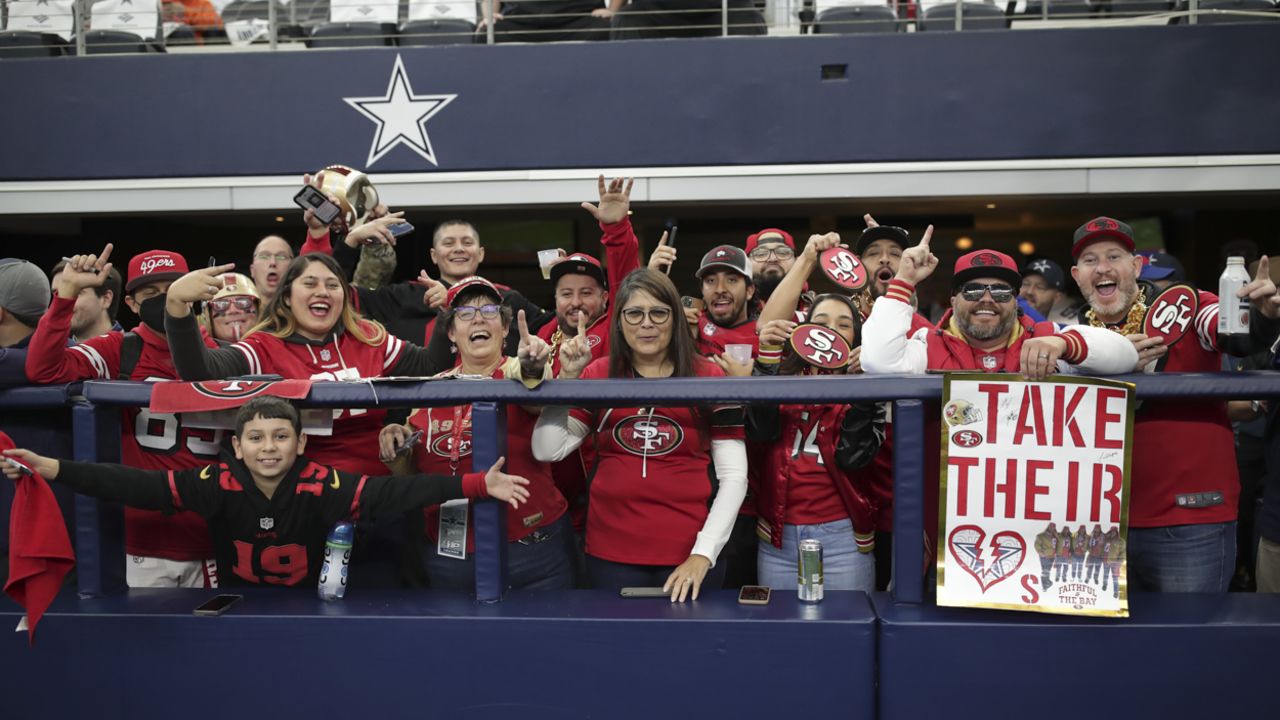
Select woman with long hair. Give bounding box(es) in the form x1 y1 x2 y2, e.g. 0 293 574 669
163 254 458 476
532 268 748 601
377 276 573 591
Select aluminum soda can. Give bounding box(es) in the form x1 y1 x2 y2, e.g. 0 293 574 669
798 538 824 603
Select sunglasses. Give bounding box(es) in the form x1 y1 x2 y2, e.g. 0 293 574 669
749 246 795 261
454 304 501 322
959 282 1015 303
620 306 673 326
208 297 259 315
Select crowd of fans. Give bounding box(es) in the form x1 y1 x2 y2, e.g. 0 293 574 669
2 173 1279 602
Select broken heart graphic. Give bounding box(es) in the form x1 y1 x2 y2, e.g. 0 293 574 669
947 524 1026 593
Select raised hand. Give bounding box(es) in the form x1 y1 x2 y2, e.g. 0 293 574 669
557 311 593 379
516 309 550 377
581 175 634 226
863 213 879 229
802 232 845 264
2 448 59 481
56 243 114 299
345 212 406 248
647 230 677 274
415 270 447 309
759 319 797 348
301 172 343 233
483 456 531 509
1240 255 1280 319
165 263 238 316
895 225 937 285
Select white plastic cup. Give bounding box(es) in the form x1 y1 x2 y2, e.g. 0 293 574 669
538 249 563 280
725 344 754 365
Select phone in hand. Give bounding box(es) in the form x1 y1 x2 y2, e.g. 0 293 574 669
194 594 243 616
738 585 771 605
620 587 671 599
293 185 341 226
4 457 34 476
388 221 415 239
395 429 425 456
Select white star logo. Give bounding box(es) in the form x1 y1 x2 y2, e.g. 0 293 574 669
343 55 457 168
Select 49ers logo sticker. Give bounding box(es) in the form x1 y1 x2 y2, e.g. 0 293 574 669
1142 283 1198 348
818 248 867 291
191 380 280 400
613 413 684 457
788 323 851 370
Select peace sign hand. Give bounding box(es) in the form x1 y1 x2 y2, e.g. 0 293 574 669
56 243 114 299
1240 255 1280 319
895 225 938 286
516 309 550 378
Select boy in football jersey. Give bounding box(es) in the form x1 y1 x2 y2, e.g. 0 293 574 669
25 243 224 588
2 397 530 589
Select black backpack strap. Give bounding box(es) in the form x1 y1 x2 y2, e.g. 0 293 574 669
117 331 143 380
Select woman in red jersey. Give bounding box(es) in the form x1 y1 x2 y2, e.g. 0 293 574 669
377 276 572 591
532 269 748 601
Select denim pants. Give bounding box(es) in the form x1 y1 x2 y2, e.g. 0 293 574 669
1127 521 1236 592
425 513 575 591
756 518 875 592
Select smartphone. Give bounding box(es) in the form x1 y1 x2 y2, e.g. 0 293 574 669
738 585 771 605
395 428 424 456
4 457 33 476
293 185 341 226
193 594 243 616
619 587 671 599
388 221 415 239
665 225 678 248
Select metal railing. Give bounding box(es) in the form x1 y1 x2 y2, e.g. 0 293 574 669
22 370 1271 603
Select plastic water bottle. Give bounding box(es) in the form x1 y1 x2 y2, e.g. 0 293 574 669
318 521 354 601
1218 256 1251 356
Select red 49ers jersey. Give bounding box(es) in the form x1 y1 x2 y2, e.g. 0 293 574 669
229 323 405 476
407 358 567 549
695 311 759 359
570 357 744 566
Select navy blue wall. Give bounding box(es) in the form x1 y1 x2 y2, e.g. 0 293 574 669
3 24 1279 181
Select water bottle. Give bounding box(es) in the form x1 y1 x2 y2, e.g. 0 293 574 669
1218 256 1251 356
318 521 354 601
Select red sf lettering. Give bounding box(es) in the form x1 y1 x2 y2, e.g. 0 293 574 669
977 383 1009 444
1021 574 1040 604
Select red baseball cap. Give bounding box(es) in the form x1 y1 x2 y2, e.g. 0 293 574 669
549 253 607 288
1072 216 1135 258
952 250 1022 290
745 228 795 254
126 250 189 293
445 276 502 307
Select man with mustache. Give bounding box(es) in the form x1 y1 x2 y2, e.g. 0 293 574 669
692 245 759 360
745 228 797 303
1070 216 1280 592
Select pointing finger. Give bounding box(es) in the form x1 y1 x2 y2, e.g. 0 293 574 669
97 243 114 268
919 225 934 249
517 310 530 340
863 214 879 229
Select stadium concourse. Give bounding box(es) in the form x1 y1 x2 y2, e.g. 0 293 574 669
2 11 1280 720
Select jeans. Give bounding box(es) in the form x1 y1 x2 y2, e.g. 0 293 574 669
756 518 875 592
425 514 575 591
1127 521 1236 592
1256 537 1280 593
586 554 728 592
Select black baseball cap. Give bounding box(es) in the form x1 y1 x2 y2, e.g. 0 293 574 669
856 226 913 255
1022 258 1065 290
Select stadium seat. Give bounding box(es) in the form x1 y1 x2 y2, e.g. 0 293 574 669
919 2 1011 29
1023 0 1093 15
397 19 477 45
83 29 150 54
814 5 901 33
306 21 394 47
1094 0 1174 14
1172 0 1277 21
0 29 66 58
164 23 199 45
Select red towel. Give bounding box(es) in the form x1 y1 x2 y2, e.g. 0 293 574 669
2 432 74 645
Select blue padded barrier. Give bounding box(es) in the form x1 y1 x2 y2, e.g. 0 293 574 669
873 591 1280 719
471 402 510 602
70 401 126 597
1 589 878 720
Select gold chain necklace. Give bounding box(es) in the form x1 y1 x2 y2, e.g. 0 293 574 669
1086 287 1147 335
548 326 564 362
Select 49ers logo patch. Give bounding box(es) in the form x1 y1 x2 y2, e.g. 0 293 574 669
818 247 867 291
951 430 983 448
613 413 684 457
151 379 312 414
1142 283 1198 348
191 380 279 400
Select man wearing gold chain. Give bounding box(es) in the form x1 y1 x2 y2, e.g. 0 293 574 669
1070 216 1280 592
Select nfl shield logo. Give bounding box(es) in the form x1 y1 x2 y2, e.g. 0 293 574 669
320 349 332 361
260 517 274 530
981 355 998 370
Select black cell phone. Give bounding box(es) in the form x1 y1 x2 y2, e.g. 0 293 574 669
738 585 771 605
193 594 243 616
388 221 415 238
293 185 341 225
619 587 671 599
665 225 678 248
395 429 424 456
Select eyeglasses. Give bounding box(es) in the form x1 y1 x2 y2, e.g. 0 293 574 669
254 252 293 263
620 306 673 326
959 282 1015 303
208 297 258 316
454 304 501 322
749 246 795 261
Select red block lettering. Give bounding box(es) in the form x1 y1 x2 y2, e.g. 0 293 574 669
983 458 1018 519
1024 460 1053 521
1021 574 1040 605
1094 388 1126 449
1091 463 1123 524
950 456 980 516
977 383 1009 444
1053 385 1087 448
1013 386 1047 446
1066 461 1080 522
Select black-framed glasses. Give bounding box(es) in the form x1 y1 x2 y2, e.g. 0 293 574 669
254 252 293 263
959 282 1015 303
749 246 795 261
208 297 259 316
455 304 501 322
620 306 673 326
